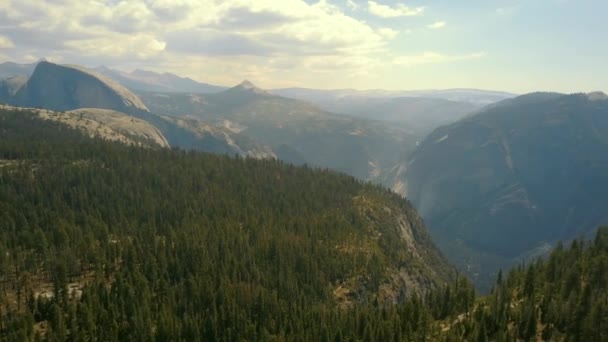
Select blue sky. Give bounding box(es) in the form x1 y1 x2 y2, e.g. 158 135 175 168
0 0 606 93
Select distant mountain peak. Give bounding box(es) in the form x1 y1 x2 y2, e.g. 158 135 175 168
233 80 269 95
239 80 256 88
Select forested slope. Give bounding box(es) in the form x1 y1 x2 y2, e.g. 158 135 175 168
447 227 608 341
0 107 455 340
2 101 605 341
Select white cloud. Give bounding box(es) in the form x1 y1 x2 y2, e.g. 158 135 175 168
22 54 39 63
0 0 404 84
1 0 395 57
0 0 488 88
64 34 166 59
427 21 446 29
393 51 486 66
367 1 424 18
0 35 14 48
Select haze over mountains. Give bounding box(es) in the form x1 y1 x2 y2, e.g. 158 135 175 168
139 80 414 181
1 59 607 296
0 61 507 184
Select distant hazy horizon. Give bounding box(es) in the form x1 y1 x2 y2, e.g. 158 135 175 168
1 0 606 93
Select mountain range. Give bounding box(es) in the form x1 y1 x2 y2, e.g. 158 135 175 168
272 87 515 106
3 59 607 296
0 61 276 159
138 81 415 181
2 61 485 184
94 66 226 94
0 62 514 185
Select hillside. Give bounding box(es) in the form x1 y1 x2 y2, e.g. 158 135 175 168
139 82 415 181
161 115 276 159
444 227 608 340
403 92 608 290
0 108 455 340
0 105 168 148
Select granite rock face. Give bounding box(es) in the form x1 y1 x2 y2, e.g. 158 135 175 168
13 61 149 113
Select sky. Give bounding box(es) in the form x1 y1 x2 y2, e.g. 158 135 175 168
0 0 606 93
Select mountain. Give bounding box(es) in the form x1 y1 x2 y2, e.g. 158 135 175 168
138 82 416 182
270 88 508 140
10 61 149 113
403 92 608 290
0 61 514 104
0 62 226 94
95 66 226 93
0 108 455 340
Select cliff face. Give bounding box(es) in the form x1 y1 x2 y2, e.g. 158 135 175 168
403 92 608 290
13 61 148 113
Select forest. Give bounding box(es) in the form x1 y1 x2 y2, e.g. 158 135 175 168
0 108 607 341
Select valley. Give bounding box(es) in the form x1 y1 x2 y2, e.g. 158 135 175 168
2 0 608 339
0 59 607 340
403 92 608 291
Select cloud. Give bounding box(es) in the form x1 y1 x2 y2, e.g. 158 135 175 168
0 35 14 48
166 30 272 56
1 0 394 57
427 21 446 29
367 1 424 18
0 0 488 89
214 7 293 30
393 51 486 66
64 34 166 59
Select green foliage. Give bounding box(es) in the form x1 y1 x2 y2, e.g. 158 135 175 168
18 105 608 341
449 227 608 340
0 108 456 340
